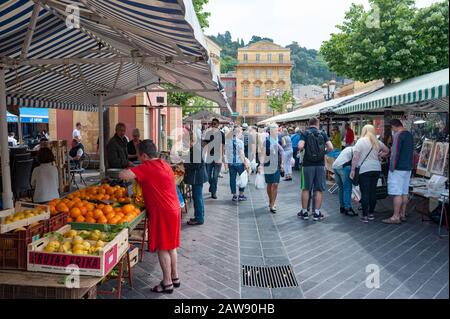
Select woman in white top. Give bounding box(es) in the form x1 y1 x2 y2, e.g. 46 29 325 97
31 148 59 203
350 125 390 223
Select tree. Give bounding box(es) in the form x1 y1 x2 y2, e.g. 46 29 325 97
320 0 449 84
193 0 211 29
247 35 274 45
183 96 216 116
268 91 296 114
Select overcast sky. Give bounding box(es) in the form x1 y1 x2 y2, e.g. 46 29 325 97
203 0 442 50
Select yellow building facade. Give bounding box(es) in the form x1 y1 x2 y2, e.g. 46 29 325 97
236 41 293 125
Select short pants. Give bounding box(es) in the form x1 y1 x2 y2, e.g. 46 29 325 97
301 166 326 192
388 170 411 196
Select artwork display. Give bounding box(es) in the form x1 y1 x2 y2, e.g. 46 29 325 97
417 140 434 172
430 142 449 176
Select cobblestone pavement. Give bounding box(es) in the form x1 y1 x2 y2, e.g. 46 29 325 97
99 170 449 299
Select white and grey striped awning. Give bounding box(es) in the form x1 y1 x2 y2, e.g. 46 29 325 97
0 0 229 112
334 68 449 115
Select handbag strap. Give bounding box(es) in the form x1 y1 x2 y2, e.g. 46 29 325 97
359 145 374 168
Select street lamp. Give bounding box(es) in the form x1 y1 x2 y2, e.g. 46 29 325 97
322 80 336 101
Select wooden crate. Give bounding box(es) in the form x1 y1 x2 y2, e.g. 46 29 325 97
0 202 50 234
49 140 69 193
27 227 129 277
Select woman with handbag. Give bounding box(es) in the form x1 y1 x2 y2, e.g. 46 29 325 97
350 125 390 223
183 132 208 226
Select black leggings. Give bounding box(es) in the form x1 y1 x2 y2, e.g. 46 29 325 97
359 171 380 217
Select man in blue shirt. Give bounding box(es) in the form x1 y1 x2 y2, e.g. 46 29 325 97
383 119 414 224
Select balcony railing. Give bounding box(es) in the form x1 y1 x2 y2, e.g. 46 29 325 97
238 60 293 66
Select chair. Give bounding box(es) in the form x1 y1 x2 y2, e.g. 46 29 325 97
69 159 87 190
12 159 33 200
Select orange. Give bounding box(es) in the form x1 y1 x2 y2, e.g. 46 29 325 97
75 215 85 223
80 207 87 215
109 217 120 225
106 187 115 195
114 190 123 198
67 217 73 223
102 205 113 215
70 207 81 219
99 188 106 195
75 202 84 209
122 204 135 215
103 195 110 201
116 213 125 219
118 218 128 224
67 194 74 200
56 203 69 213
93 209 104 219
66 201 75 209
97 216 108 224
86 203 95 212
105 212 115 220
134 208 141 215
85 217 96 224
97 204 105 209
114 207 122 213
86 211 94 218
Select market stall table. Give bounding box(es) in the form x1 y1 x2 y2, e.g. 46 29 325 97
0 269 101 299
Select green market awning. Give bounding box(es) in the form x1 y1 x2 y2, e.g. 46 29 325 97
334 68 449 115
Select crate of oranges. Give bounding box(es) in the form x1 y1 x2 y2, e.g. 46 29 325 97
65 184 132 204
48 197 144 232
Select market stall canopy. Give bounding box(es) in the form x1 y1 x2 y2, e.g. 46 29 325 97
184 109 232 124
7 107 48 123
333 68 449 115
0 0 230 112
258 91 370 125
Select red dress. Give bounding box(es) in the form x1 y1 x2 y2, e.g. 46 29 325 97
131 159 180 252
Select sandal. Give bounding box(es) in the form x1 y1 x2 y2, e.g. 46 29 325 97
151 281 174 294
172 278 181 288
382 217 401 225
187 220 204 226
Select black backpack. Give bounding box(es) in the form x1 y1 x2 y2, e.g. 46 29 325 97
304 129 326 163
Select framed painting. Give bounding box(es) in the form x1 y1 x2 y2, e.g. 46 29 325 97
430 142 449 176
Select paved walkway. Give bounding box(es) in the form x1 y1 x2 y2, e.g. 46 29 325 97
99 170 449 299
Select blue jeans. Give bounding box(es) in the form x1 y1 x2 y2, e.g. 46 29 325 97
206 163 222 194
334 166 352 209
229 163 245 195
192 184 205 223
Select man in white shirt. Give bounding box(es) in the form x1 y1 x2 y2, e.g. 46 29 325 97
72 122 82 142
8 132 18 146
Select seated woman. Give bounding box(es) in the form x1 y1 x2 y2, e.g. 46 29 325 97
119 140 181 294
31 148 59 203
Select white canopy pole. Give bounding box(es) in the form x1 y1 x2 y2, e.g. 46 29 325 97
0 67 14 209
98 94 105 178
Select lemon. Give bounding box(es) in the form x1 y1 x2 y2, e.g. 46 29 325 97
72 236 84 245
73 249 85 255
44 246 56 253
82 242 91 250
72 244 85 252
89 234 100 241
63 242 72 251
48 241 61 250
64 230 78 238
96 240 105 248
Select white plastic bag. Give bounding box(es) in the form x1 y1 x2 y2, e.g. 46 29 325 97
290 158 295 167
237 170 249 188
251 159 258 172
255 173 265 189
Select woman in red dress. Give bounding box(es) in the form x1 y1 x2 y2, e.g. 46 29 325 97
119 140 180 294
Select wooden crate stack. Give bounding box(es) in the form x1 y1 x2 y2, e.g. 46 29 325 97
49 141 70 193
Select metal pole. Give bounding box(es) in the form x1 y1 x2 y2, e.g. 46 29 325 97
17 115 23 145
0 68 14 208
98 95 105 178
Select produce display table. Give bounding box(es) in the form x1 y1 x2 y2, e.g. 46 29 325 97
0 269 101 299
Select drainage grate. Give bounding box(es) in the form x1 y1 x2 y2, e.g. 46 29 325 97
241 264 298 288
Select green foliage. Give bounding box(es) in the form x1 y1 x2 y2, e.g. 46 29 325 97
193 0 211 29
183 96 216 116
268 91 296 113
320 0 449 83
247 35 274 45
220 56 238 73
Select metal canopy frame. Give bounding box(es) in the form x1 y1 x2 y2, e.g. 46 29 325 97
0 0 230 209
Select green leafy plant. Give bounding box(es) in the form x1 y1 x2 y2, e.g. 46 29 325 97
267 91 296 114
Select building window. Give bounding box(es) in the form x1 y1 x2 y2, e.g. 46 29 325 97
255 69 260 79
254 86 261 97
256 54 260 62
243 86 249 97
255 103 261 114
279 54 284 62
244 54 248 61
266 69 272 78
243 103 249 114
278 69 285 78
267 53 272 62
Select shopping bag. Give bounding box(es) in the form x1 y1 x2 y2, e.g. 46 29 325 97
255 173 265 189
251 159 258 172
237 170 249 188
290 158 295 167
177 186 185 208
352 186 361 203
